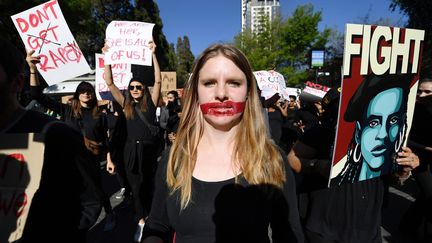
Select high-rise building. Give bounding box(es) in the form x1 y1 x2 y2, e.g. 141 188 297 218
241 0 281 34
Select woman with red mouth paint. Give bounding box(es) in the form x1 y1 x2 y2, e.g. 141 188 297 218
103 40 161 242
142 44 303 243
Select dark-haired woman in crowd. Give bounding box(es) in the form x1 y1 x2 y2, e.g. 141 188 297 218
26 50 116 232
103 40 161 242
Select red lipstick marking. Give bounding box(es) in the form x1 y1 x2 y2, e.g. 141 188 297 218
200 101 246 116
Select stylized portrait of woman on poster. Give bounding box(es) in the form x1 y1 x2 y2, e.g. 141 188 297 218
331 73 412 186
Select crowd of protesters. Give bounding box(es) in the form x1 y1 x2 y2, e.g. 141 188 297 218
1 33 431 243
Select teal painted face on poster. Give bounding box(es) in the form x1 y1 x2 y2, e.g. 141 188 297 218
357 88 403 174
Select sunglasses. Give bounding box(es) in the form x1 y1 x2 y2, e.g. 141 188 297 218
129 85 143 91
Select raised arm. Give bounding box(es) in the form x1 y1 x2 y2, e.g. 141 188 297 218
102 44 125 107
149 41 162 106
26 50 64 115
26 50 41 87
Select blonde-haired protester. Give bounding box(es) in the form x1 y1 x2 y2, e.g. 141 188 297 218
103 41 161 242
142 44 304 243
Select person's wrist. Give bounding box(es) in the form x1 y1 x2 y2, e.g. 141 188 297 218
398 170 412 179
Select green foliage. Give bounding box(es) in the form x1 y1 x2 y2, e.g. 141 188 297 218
390 0 432 77
175 36 195 88
234 4 330 86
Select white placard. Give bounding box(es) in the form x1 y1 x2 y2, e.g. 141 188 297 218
0 134 44 242
254 70 288 99
11 0 91 86
95 53 131 100
105 21 155 66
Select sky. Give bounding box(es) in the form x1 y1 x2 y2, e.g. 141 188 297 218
156 0 408 57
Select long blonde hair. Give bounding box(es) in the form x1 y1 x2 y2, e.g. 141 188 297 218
167 44 286 209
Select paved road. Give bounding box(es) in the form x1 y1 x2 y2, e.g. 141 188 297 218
87 167 421 243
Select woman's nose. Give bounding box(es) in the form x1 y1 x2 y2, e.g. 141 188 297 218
215 84 228 101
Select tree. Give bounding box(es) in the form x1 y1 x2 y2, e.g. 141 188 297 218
390 0 432 77
175 36 195 88
134 0 174 71
234 4 330 86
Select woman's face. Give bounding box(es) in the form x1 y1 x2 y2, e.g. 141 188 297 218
129 81 144 101
78 86 94 104
197 55 248 130
358 87 403 169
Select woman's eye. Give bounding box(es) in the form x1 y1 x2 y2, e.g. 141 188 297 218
389 116 399 125
369 119 380 128
202 81 216 87
228 81 241 87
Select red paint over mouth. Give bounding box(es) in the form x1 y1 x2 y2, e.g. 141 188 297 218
200 101 246 116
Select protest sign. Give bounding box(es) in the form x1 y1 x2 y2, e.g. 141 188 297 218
11 0 91 86
254 70 288 99
105 21 155 66
161 72 177 92
299 81 330 104
285 87 301 98
95 53 131 100
0 134 44 242
329 24 424 186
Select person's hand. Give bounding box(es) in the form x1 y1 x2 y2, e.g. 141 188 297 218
396 146 419 175
168 132 176 142
101 41 109 54
26 50 40 72
148 40 156 54
106 156 116 175
282 100 289 110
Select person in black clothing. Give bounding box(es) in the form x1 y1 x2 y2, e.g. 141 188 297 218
400 78 432 241
26 51 116 232
160 90 181 147
142 44 303 243
103 40 161 242
0 37 102 242
105 100 132 200
264 93 288 146
288 88 419 243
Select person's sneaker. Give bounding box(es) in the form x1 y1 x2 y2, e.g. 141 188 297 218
134 222 145 242
103 212 116 231
115 187 126 200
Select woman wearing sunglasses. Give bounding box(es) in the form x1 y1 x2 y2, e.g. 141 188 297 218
26 51 116 232
103 40 161 242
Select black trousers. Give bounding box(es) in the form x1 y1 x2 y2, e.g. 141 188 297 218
125 144 158 221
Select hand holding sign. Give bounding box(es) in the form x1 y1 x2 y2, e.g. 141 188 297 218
26 50 41 72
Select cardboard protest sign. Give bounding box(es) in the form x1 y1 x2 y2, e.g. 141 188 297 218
285 87 301 98
254 70 288 99
329 24 424 187
161 72 177 92
299 81 330 104
105 21 155 66
95 53 131 100
11 0 91 86
0 134 44 242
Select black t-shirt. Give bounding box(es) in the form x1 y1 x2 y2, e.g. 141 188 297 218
268 109 284 145
409 103 432 166
126 98 156 141
298 124 384 243
143 151 304 243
